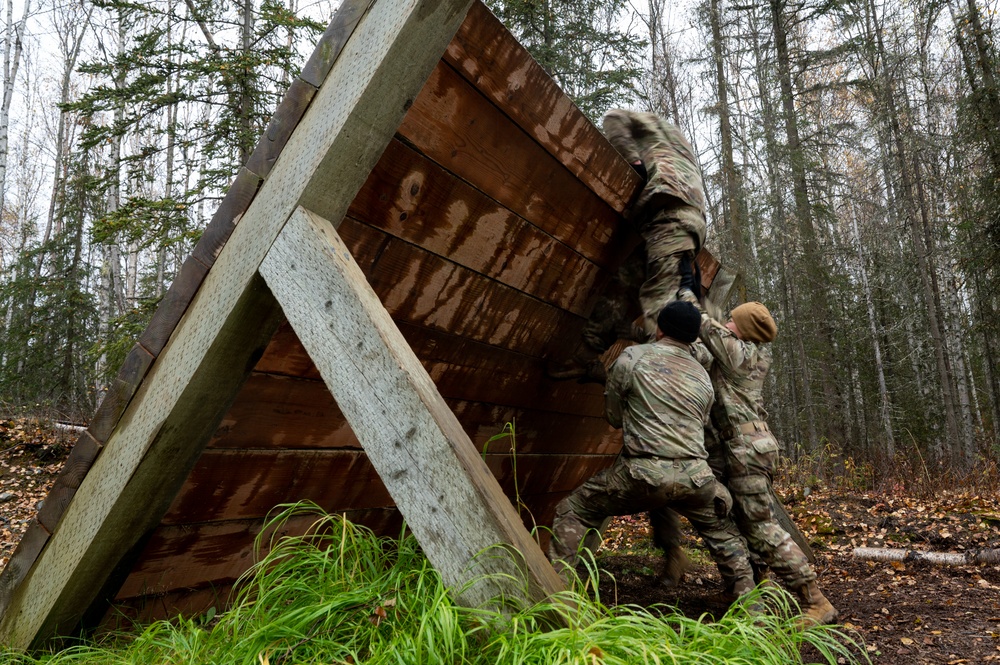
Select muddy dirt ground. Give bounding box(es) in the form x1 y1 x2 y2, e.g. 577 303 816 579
599 488 1000 664
2 419 999 663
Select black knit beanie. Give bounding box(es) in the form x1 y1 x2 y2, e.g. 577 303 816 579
657 301 701 344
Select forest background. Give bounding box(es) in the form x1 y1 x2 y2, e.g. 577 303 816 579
0 0 997 487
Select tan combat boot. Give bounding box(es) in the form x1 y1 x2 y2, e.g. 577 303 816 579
657 547 691 587
795 581 838 628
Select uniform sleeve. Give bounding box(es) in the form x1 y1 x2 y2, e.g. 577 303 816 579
678 288 748 373
602 109 641 165
604 346 641 429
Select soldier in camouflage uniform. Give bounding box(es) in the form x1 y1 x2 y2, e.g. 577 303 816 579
549 302 754 598
549 110 708 382
677 280 838 626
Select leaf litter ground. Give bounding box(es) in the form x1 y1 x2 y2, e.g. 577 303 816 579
1 418 998 663
600 486 1000 664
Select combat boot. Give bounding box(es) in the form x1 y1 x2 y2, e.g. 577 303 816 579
719 574 756 604
795 581 838 628
656 547 691 588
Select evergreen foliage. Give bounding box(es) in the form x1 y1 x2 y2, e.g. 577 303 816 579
484 0 645 121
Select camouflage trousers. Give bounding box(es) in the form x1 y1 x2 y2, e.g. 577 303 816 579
724 430 816 588
580 214 699 353
549 456 753 588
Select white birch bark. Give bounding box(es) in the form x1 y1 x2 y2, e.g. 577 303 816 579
0 0 30 214
849 199 895 456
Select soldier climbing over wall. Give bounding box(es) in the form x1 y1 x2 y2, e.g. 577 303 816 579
548 110 708 383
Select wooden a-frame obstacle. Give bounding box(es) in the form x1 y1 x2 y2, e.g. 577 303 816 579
0 0 738 650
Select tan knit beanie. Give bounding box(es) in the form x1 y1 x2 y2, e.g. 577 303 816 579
731 302 777 343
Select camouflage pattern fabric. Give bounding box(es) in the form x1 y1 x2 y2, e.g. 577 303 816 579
604 339 714 460
578 223 700 352
548 456 753 589
550 336 752 589
725 433 816 587
680 290 773 433
580 249 646 353
574 111 709 354
603 109 707 234
678 288 817 588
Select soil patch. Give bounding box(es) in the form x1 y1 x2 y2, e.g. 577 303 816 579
599 488 1000 663
1 419 998 662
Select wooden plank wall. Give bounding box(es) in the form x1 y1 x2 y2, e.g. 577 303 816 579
102 2 640 625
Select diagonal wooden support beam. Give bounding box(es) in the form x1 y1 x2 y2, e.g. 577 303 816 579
0 0 475 649
260 206 565 609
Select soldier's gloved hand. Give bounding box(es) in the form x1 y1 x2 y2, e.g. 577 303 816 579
631 159 648 182
679 254 696 289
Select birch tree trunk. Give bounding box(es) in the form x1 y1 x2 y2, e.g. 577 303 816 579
849 198 895 456
770 0 838 449
0 0 29 215
864 0 962 461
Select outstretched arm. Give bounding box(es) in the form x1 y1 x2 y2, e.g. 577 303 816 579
677 287 748 373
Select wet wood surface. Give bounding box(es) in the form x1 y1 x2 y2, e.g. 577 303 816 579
443 2 638 212
206 370 612 451
397 61 636 269
6 0 660 637
109 17 641 621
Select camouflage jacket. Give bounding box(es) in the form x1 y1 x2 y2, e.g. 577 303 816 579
602 109 707 247
679 289 771 431
605 338 714 460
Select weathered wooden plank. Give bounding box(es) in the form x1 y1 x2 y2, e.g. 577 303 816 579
208 370 617 456
0 522 50 618
87 345 156 444
163 449 393 523
36 432 104 533
482 453 614 497
397 61 637 268
338 220 586 358
209 373 353 449
348 138 604 313
443 2 639 212
46 431 102 492
109 508 404 612
102 586 231 633
252 321 323 378
252 321 605 418
298 0 378 88
136 255 211 358
695 247 721 285
165 445 618 525
450 402 619 456
260 206 564 610
0 0 476 648
115 514 324 599
191 168 263 268
245 78 319 180
0 276 285 648
398 322 605 415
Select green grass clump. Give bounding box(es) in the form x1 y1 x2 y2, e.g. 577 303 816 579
2 503 867 665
